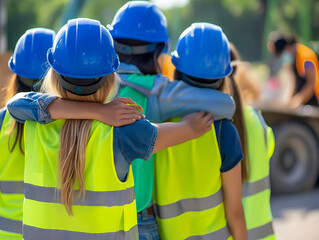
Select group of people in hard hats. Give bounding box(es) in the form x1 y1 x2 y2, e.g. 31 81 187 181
0 1 280 240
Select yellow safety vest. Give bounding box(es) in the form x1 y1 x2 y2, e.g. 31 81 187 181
153 119 232 240
0 111 24 240
242 106 276 240
23 119 138 240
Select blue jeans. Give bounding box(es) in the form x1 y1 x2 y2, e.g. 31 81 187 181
138 209 160 240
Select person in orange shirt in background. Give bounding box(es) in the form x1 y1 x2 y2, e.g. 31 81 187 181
268 32 319 108
162 54 175 81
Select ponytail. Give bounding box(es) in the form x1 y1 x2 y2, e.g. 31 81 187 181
59 119 92 215
226 76 249 181
5 74 33 155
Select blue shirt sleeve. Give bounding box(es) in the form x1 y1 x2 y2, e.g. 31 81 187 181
149 76 235 122
0 108 7 130
304 60 314 70
113 119 158 181
215 120 244 172
6 92 57 124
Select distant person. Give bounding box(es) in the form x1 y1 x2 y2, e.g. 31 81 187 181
162 54 175 81
231 43 276 240
267 32 319 107
0 28 55 240
153 23 247 240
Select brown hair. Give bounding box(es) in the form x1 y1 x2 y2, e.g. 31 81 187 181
228 43 251 181
3 74 33 154
115 39 165 75
223 77 249 181
42 69 116 215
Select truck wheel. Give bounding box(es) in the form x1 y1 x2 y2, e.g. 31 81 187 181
271 122 319 194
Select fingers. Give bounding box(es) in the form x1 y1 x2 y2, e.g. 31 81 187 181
115 113 145 126
115 118 137 126
112 113 144 127
121 109 145 118
116 101 143 113
197 111 206 118
115 97 136 105
122 112 145 120
202 112 213 121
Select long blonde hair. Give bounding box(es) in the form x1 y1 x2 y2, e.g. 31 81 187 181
42 69 117 215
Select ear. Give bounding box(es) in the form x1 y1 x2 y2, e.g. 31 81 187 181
8 56 16 72
47 48 54 66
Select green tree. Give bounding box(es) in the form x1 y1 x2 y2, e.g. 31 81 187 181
7 0 68 50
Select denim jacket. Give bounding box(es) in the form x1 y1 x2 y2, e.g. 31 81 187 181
118 63 235 123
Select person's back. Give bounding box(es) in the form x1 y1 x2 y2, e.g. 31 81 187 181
21 19 138 239
0 28 55 240
23 118 137 238
153 23 246 240
154 121 231 239
241 106 275 240
0 111 25 240
108 1 171 214
231 42 276 239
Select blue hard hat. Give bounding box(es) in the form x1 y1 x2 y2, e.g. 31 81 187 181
47 18 119 78
8 28 55 79
171 23 232 79
108 1 169 43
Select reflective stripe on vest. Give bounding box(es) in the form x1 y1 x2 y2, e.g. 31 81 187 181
0 216 22 234
153 188 223 219
243 106 275 240
23 224 138 240
247 222 274 240
253 108 268 147
0 181 24 194
242 175 270 197
154 120 232 239
0 111 24 238
23 119 137 239
24 183 135 206
119 73 156 212
186 225 231 240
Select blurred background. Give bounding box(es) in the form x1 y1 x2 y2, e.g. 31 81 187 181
0 0 319 239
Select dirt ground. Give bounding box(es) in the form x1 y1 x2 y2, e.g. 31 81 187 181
271 188 319 240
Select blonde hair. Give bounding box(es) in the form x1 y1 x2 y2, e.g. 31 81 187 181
42 69 117 215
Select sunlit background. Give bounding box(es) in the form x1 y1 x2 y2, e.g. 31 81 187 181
0 0 318 239
2 0 319 61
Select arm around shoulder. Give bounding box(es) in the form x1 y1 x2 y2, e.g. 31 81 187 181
159 80 235 121
6 92 56 123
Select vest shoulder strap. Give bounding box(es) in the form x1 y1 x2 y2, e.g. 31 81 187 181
122 80 151 98
121 73 157 97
